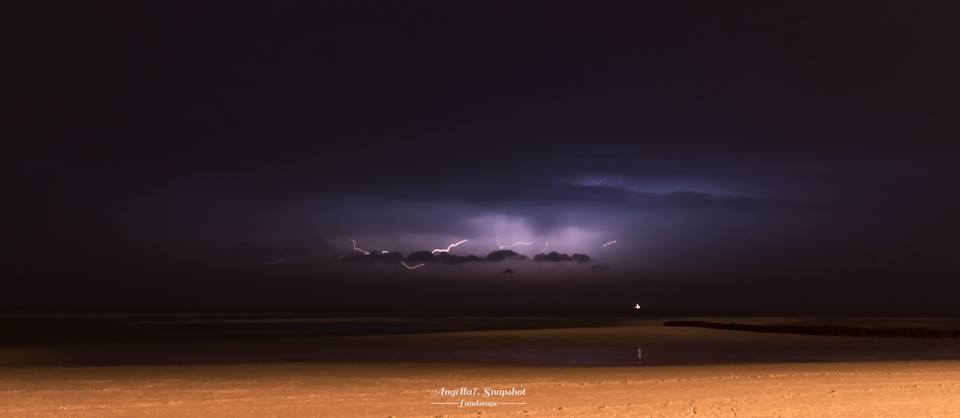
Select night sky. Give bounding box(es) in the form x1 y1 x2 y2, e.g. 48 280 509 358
7 2 960 313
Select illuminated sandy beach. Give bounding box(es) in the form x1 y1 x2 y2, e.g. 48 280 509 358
4 359 960 417
3 318 960 417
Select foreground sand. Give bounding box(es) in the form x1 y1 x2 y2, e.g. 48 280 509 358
2 360 960 417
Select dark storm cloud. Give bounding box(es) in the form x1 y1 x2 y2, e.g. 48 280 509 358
507 184 786 210
341 249 598 266
484 250 521 262
399 251 487 265
6 1 960 312
438 253 484 264
533 252 592 264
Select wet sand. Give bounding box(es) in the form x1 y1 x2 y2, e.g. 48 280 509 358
4 317 960 367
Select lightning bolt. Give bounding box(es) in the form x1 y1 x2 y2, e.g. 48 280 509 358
496 234 541 250
400 260 425 270
602 240 618 248
431 239 468 254
541 240 549 254
352 238 429 270
350 238 371 255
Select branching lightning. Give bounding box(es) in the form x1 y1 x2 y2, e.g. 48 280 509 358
431 239 468 254
541 240 549 254
602 240 618 248
401 260 426 270
350 238 371 255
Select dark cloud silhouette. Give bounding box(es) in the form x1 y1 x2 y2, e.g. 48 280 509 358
342 249 594 267
436 253 483 265
404 251 486 265
485 250 520 262
635 190 784 210
342 250 529 266
572 254 591 264
534 251 592 264
534 252 572 262
472 183 787 211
